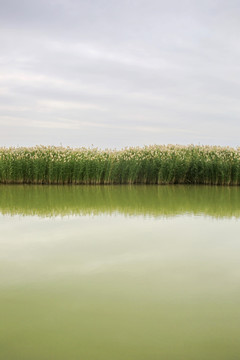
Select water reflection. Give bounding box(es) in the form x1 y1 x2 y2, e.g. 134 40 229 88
1 185 240 359
0 184 240 218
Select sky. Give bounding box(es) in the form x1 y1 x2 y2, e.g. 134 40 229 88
0 0 240 149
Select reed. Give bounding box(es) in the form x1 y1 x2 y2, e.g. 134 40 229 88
0 145 240 185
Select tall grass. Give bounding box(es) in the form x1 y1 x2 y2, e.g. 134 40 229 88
0 145 240 185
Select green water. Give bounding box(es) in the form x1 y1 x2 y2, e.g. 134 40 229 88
1 186 240 360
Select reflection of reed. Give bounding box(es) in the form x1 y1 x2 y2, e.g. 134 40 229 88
0 185 240 217
0 185 240 218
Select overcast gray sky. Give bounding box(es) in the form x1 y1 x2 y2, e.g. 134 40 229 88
0 0 240 148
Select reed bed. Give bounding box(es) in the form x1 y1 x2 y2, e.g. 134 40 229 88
0 145 240 185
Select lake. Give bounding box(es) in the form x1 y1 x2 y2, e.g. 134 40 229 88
0 185 240 360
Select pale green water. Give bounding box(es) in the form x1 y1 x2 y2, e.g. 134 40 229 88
0 185 240 360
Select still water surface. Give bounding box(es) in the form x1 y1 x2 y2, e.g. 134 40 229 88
0 185 240 360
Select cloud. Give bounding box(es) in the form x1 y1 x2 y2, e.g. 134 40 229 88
0 0 240 147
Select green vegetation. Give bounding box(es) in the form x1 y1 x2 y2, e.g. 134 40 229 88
0 145 240 185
